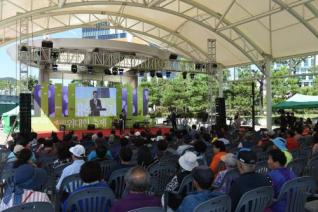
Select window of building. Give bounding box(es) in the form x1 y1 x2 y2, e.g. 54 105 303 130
304 59 308 66
309 75 313 80
304 82 309 86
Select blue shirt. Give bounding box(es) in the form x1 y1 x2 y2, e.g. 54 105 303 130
267 168 296 212
176 190 221 212
87 150 113 161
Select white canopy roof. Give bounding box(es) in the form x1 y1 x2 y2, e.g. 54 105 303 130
1 0 318 67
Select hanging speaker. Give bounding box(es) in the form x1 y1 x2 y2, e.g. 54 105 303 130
19 93 31 136
215 97 226 129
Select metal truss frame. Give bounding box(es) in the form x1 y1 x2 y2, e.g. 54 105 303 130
18 45 207 73
0 0 316 67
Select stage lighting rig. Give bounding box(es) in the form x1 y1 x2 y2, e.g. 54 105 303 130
71 64 77 73
182 72 187 79
87 66 94 74
104 67 111 75
112 67 118 75
52 64 58 72
156 72 163 78
150 70 155 77
119 68 124 75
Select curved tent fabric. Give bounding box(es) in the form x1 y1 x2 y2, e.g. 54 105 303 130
273 94 318 109
0 0 318 67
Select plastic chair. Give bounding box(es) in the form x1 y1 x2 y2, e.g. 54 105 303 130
234 186 273 212
65 187 115 212
177 174 195 195
2 202 54 212
148 163 176 195
287 158 307 176
276 176 316 212
59 174 83 193
255 160 269 175
128 207 164 212
305 157 318 184
99 160 117 180
217 168 240 194
108 167 130 198
194 195 231 212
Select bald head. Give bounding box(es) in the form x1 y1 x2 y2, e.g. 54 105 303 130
125 166 150 193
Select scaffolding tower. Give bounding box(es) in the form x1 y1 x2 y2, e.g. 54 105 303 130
18 16 30 93
207 39 217 124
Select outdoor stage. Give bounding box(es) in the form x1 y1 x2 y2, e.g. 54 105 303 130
36 126 171 140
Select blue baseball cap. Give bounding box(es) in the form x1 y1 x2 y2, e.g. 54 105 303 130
272 137 287 151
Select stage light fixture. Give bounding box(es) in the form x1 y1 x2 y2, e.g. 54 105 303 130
190 73 195 79
166 72 171 78
52 64 58 72
71 64 77 73
112 67 118 75
150 70 155 77
156 72 163 78
51 50 59 60
119 68 124 75
104 67 111 75
182 72 187 79
87 66 94 74
20 45 28 52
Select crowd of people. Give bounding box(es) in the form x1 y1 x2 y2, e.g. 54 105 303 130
0 121 317 211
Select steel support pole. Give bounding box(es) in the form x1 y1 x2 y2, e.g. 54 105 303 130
265 58 272 130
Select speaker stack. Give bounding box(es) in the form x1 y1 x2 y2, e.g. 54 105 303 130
215 97 226 129
19 93 32 136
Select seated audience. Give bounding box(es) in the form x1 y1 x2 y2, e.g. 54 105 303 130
63 161 111 211
53 142 72 168
176 166 220 212
193 140 207 165
0 162 49 210
13 148 37 168
285 130 299 151
312 133 318 156
229 149 271 211
209 140 227 174
267 149 295 212
110 166 161 212
137 146 154 167
272 137 293 165
56 144 85 190
176 137 193 155
166 151 198 192
113 146 134 171
213 153 238 193
36 138 56 157
7 144 24 162
155 139 175 162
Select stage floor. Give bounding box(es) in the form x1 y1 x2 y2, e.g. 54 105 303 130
36 126 172 140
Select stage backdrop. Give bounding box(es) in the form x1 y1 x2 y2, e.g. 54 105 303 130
32 84 150 131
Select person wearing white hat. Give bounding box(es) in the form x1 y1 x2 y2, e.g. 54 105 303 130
165 152 199 192
56 144 85 190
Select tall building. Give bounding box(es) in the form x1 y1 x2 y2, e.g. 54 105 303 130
82 22 128 40
273 55 317 87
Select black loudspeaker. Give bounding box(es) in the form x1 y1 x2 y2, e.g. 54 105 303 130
41 40 53 48
87 124 96 130
10 115 17 126
169 54 178 60
19 93 31 136
215 97 226 128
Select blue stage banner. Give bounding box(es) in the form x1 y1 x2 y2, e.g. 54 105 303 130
122 88 127 112
62 86 68 117
48 85 55 117
133 89 138 116
143 89 149 115
33 85 41 117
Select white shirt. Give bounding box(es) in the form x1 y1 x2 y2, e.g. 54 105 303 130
56 159 85 190
0 189 50 211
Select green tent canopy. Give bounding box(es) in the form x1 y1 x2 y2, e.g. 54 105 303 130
273 94 318 109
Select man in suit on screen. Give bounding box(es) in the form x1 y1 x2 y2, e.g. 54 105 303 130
90 91 102 116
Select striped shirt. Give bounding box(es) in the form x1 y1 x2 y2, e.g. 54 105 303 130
0 189 50 211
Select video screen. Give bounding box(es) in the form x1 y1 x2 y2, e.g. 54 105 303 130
75 87 116 117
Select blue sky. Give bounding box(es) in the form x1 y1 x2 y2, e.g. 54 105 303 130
0 28 82 79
